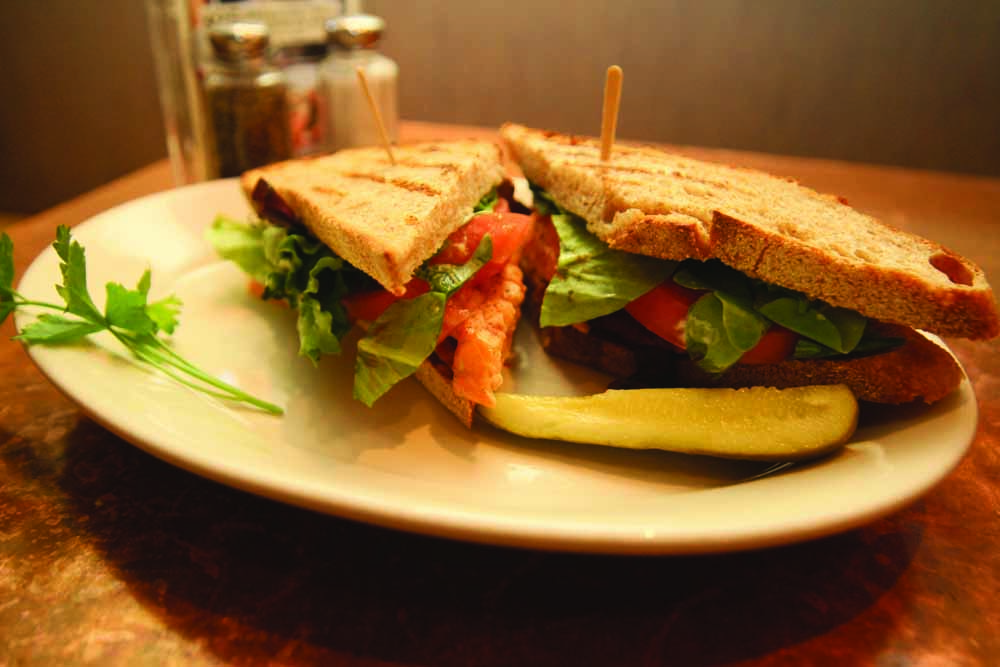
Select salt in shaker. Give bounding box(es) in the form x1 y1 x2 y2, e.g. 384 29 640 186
320 13 399 152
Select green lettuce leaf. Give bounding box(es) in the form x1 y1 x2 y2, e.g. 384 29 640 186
685 292 769 373
528 182 563 217
208 216 367 361
541 213 675 327
472 188 499 215
757 290 865 355
204 216 274 283
353 292 447 406
673 259 753 301
794 335 904 360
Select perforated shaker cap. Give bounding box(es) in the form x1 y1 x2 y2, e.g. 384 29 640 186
209 20 271 62
325 14 385 50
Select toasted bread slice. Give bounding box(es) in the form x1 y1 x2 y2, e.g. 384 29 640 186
242 140 505 295
415 356 475 427
501 124 999 340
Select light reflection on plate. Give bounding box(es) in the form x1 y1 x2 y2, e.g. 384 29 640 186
13 180 979 554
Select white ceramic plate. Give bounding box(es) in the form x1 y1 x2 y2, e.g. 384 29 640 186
14 180 979 554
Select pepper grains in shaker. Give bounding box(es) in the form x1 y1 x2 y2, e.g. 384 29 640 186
203 21 292 177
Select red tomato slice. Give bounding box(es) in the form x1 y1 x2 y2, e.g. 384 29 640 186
625 280 798 364
247 279 290 308
248 279 266 300
625 281 701 350
342 280 430 323
341 202 530 324
737 325 798 365
524 214 560 283
432 210 532 268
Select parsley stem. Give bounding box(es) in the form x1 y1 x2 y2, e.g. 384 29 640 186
112 330 284 415
12 297 79 312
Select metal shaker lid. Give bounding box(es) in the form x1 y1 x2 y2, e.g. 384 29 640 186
208 20 271 62
325 14 385 50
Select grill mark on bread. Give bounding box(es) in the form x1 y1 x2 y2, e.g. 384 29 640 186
340 171 441 197
392 159 459 173
311 185 347 198
562 160 760 200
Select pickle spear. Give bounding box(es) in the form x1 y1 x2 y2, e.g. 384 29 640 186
478 385 858 461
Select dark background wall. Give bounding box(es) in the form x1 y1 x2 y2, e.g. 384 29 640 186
1 0 998 214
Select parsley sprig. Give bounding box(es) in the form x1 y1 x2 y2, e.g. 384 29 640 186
1 226 283 415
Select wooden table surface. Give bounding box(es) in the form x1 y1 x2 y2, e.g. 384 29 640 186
2 122 998 666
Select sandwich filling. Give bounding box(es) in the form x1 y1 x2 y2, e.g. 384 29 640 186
209 188 531 408
526 186 902 374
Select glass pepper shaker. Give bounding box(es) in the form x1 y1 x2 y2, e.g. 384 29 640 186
202 20 292 177
320 13 399 152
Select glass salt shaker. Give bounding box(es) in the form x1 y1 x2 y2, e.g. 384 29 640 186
202 20 292 177
320 13 399 152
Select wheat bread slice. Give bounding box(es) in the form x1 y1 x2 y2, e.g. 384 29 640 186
242 140 505 295
501 124 999 340
415 357 475 427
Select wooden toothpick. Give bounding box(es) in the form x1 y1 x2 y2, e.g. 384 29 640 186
356 66 396 165
600 65 623 161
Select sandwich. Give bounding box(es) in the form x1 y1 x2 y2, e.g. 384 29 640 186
500 123 1000 404
207 139 533 426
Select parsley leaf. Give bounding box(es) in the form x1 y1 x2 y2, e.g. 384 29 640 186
1 232 14 326
14 314 104 344
8 226 282 414
1 233 13 294
146 294 183 335
52 225 104 324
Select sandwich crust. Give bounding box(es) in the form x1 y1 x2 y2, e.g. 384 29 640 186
501 123 999 340
242 140 505 295
415 356 475 427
